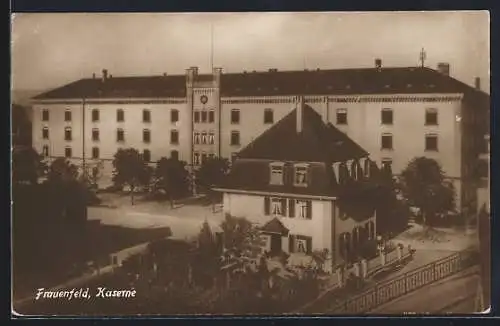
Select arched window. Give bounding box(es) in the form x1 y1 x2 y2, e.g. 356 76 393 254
366 221 375 240
339 163 349 185
339 232 352 260
356 162 364 181
364 159 371 178
352 227 361 252
351 161 359 180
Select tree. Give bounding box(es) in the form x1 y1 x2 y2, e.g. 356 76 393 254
154 157 190 206
47 157 79 184
112 148 152 205
400 157 456 227
12 146 47 185
195 156 230 201
193 221 221 287
219 215 266 275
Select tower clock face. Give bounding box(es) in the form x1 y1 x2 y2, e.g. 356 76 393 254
200 95 208 104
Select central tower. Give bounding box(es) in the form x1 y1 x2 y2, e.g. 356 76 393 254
186 66 222 168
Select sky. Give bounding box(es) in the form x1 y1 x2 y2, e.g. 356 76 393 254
11 11 490 93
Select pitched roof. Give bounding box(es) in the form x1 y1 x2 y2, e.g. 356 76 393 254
260 217 289 236
32 66 487 100
237 104 368 162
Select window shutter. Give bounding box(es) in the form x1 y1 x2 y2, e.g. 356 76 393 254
264 197 270 215
281 198 287 216
306 237 312 254
289 199 295 218
306 201 312 219
289 235 295 253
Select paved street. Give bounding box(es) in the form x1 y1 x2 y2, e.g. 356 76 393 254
369 266 480 314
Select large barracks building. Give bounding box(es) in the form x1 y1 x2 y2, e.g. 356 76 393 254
31 59 489 211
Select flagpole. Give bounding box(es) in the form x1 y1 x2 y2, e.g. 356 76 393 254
210 23 214 71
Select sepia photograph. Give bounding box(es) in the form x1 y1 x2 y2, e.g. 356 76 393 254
11 11 490 316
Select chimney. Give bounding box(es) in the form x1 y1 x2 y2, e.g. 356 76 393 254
186 67 198 86
213 67 222 85
375 58 382 70
437 63 450 76
475 77 481 90
296 96 304 133
102 69 108 82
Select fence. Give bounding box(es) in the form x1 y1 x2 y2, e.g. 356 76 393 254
328 249 478 314
297 245 413 313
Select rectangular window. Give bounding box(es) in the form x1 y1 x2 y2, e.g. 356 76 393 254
381 133 393 150
425 108 438 125
201 152 207 164
381 108 393 125
143 109 151 123
208 131 215 144
143 129 151 143
264 109 274 124
336 108 348 125
201 111 207 123
117 109 124 122
425 134 438 151
296 200 312 219
171 109 179 123
64 127 72 141
231 109 240 124
64 110 72 122
208 110 215 123
170 130 179 144
194 132 200 144
143 149 151 162
92 109 100 122
92 147 100 159
193 152 200 165
201 132 207 144
117 128 125 142
208 153 215 159
294 165 308 187
270 163 284 185
194 111 200 123
92 128 99 141
294 235 312 254
271 197 284 216
230 131 240 146
64 147 72 158
42 145 49 157
42 127 49 139
171 150 179 160
42 109 49 121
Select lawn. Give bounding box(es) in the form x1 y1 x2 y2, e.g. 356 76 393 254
12 221 172 302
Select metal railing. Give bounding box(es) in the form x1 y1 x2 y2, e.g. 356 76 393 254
329 249 478 314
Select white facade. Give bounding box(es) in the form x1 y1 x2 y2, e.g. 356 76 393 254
31 67 482 210
222 191 376 266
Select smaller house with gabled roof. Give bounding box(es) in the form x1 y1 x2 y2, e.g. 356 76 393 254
214 96 384 271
